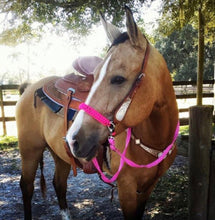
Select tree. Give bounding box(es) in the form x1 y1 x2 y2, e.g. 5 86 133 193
155 24 215 81
0 0 151 45
157 0 215 105
157 0 215 42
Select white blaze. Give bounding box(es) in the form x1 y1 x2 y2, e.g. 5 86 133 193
85 54 111 104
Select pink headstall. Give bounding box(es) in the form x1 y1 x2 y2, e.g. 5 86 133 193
79 103 179 184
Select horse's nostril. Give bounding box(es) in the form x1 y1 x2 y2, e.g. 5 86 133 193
73 140 79 152
72 133 77 141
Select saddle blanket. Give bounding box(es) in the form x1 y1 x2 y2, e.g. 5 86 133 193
35 87 77 121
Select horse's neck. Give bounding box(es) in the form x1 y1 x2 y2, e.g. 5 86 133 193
133 92 178 151
132 45 179 151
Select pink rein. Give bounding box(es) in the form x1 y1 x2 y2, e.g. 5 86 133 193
79 103 179 183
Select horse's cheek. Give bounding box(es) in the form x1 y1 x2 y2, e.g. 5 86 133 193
123 94 154 127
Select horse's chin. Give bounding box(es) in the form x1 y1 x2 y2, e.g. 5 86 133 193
70 149 91 164
71 145 99 163
74 145 104 165
79 142 109 166
76 157 89 165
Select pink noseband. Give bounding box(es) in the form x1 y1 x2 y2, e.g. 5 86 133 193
79 103 179 184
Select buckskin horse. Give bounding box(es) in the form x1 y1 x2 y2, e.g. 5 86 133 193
16 6 179 220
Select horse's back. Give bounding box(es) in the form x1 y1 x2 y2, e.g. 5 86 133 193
16 76 59 119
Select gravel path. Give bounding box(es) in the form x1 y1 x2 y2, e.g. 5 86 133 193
0 146 188 220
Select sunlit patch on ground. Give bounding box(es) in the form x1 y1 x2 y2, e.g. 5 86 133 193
73 199 94 209
0 174 19 183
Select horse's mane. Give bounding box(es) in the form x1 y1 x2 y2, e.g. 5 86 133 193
19 82 30 95
110 31 147 49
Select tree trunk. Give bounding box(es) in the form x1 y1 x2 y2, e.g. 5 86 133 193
197 5 205 105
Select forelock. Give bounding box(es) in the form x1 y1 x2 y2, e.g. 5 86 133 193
111 32 129 47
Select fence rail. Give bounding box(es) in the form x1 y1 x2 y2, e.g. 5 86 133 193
173 79 214 126
0 81 214 135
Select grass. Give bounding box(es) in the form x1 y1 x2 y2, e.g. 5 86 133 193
0 136 18 150
0 136 19 173
179 124 215 138
179 126 189 135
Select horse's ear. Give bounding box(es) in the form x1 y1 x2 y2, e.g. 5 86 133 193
100 13 122 44
125 6 146 49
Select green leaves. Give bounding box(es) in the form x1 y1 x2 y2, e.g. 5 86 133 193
159 0 215 42
0 22 39 46
0 0 148 45
155 25 214 81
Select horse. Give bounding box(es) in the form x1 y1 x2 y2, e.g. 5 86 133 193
16 6 178 220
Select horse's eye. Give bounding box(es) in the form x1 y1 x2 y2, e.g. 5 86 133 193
110 76 126 85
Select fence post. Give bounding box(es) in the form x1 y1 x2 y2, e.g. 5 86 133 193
208 65 215 219
0 85 6 136
188 105 213 220
208 147 215 219
213 62 215 111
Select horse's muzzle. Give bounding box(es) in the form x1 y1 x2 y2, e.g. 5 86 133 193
67 132 100 162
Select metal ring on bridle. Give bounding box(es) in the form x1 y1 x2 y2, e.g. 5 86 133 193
108 121 115 134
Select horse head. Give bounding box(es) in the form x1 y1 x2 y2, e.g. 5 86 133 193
66 6 172 163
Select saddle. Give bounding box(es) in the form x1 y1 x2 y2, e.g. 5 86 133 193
41 73 93 114
42 56 102 112
35 56 104 175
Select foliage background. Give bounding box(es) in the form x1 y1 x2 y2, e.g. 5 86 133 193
0 0 214 82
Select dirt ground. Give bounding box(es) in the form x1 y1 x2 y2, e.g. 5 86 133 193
0 145 188 220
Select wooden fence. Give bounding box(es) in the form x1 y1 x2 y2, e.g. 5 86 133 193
173 79 215 126
0 84 19 135
0 80 214 136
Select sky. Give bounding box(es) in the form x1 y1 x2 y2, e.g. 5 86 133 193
0 0 162 84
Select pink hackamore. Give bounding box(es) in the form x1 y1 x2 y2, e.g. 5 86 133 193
79 103 179 184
